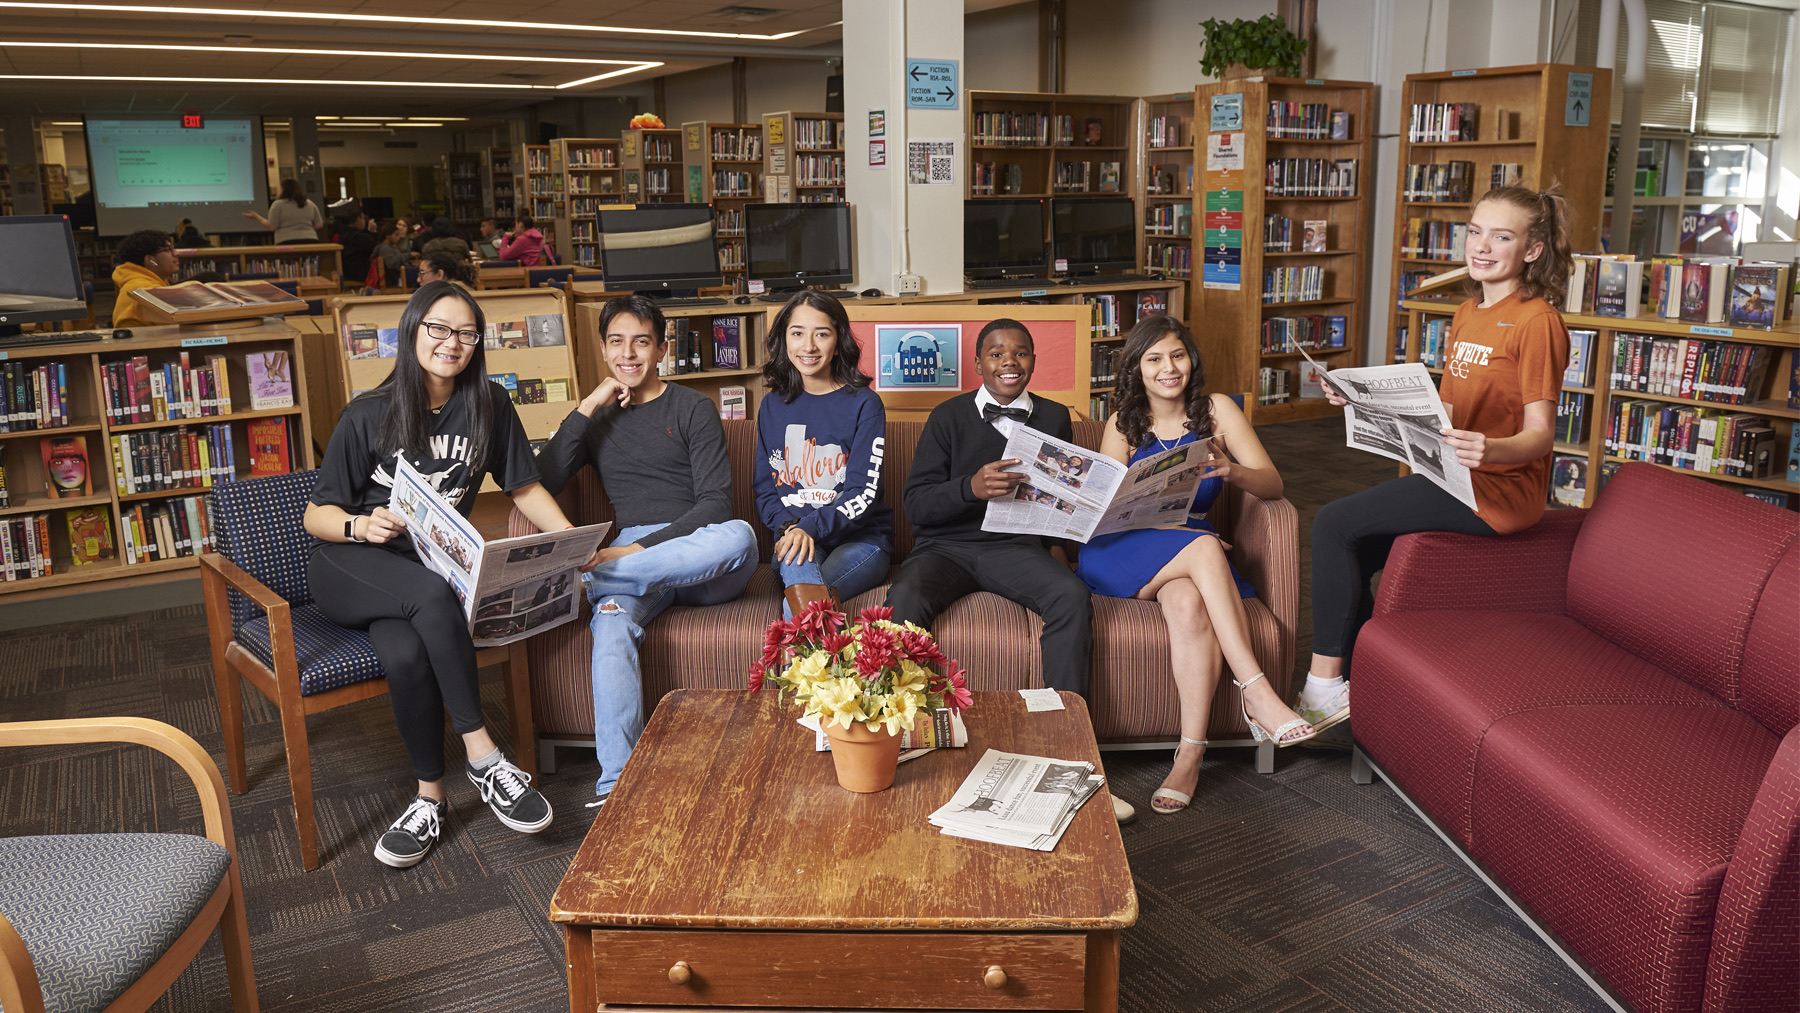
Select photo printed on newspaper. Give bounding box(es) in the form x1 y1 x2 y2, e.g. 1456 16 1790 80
981 424 1218 542
1299 348 1476 510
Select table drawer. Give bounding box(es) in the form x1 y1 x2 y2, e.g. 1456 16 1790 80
588 929 1088 1009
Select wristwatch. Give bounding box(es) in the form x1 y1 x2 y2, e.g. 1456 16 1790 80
345 516 365 543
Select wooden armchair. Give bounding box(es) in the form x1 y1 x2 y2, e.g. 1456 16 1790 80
199 471 534 871
0 717 257 1013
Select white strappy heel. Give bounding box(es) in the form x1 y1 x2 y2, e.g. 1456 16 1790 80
1235 673 1317 746
1150 735 1206 813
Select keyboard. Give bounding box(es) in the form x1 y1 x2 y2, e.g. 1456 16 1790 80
0 330 109 349
1066 273 1159 285
660 297 730 308
964 278 1046 289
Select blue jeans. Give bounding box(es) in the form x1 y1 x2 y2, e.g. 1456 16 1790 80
583 519 758 795
776 538 891 617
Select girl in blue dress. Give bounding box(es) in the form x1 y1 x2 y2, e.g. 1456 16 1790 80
1077 316 1315 813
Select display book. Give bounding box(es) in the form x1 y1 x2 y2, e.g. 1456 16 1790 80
127 279 306 319
0 359 76 431
386 456 610 647
980 423 1218 543
1579 255 1795 329
100 351 234 422
658 315 741 376
342 311 569 358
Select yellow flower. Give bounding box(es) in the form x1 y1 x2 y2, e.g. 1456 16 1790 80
894 660 929 695
875 687 924 735
784 652 830 688
808 677 868 731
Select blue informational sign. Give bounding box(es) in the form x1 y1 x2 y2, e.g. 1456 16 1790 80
906 59 959 109
1565 72 1593 127
1209 93 1243 131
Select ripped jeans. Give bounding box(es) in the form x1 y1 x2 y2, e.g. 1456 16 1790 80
582 520 758 795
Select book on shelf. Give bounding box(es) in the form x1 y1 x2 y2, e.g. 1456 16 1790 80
1743 488 1792 510
1329 111 1351 140
526 313 567 347
246 350 295 410
1788 427 1800 484
1098 162 1121 193
110 423 236 494
376 327 399 358
1564 329 1596 387
119 495 215 564
344 325 379 359
1302 220 1327 253
0 445 7 507
39 434 91 498
1727 263 1790 330
1608 333 1774 407
1136 291 1169 316
1408 102 1479 143
1606 400 1776 479
1593 260 1643 319
1556 390 1591 443
1257 366 1292 405
128 279 303 316
66 506 115 566
247 417 294 477
1490 163 1523 189
718 385 747 421
1 514 56 580
711 317 742 370
544 377 572 403
1083 118 1103 145
1297 359 1329 399
489 373 519 401
1 360 73 431
517 378 546 405
1550 455 1587 507
1679 261 1731 324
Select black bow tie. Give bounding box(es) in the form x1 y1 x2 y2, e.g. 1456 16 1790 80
983 404 1029 423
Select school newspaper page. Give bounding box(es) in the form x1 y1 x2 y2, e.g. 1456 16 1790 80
1299 348 1477 510
387 457 611 647
980 424 1213 542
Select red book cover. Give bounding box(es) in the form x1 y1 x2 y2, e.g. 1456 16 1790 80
247 418 292 476
1679 263 1710 323
39 434 91 498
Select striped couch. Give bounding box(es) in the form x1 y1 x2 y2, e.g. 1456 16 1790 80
511 419 1299 772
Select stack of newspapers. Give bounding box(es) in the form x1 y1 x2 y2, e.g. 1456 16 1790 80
929 749 1105 851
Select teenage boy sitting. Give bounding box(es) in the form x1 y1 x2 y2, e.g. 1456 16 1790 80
109 229 180 327
884 319 1131 822
538 295 758 805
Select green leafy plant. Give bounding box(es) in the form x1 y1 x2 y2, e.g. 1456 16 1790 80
1199 14 1310 78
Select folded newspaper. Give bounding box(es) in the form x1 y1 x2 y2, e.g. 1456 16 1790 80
1300 348 1477 510
928 748 1105 851
386 456 611 646
799 708 969 763
980 424 1218 542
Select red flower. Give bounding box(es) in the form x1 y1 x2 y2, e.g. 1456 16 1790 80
897 630 947 666
852 625 898 678
747 664 765 693
821 632 854 656
856 605 894 626
943 661 972 712
792 599 841 642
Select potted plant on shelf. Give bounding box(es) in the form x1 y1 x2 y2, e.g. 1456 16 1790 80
1199 14 1310 80
750 603 972 793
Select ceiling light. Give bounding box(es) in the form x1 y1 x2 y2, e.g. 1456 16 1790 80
0 3 832 41
342 116 396 120
386 122 442 127
417 117 467 121
0 74 541 89
48 120 82 125
314 115 338 120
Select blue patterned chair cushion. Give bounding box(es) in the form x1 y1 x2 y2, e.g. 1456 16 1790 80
208 471 321 634
237 603 386 697
0 834 230 1013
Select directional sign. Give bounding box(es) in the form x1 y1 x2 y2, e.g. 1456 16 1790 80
1565 72 1593 127
906 59 958 109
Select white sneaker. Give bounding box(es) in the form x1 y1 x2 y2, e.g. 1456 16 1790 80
1112 795 1136 824
1298 680 1350 731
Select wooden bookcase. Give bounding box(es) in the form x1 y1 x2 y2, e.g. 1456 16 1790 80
519 144 559 251
682 121 764 284
174 244 344 295
573 302 765 419
1134 92 1196 283
0 322 314 599
445 152 484 233
1400 297 1798 509
1191 76 1374 424
965 91 1134 200
620 128 684 204
1387 63 1612 367
761 112 845 204
552 138 623 269
484 146 516 221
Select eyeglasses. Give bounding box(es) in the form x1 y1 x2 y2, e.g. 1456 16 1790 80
421 321 482 345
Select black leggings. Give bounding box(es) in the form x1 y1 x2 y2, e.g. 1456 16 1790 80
307 542 485 782
1310 475 1496 666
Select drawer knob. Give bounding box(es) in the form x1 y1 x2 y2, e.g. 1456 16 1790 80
983 965 1007 989
668 960 692 985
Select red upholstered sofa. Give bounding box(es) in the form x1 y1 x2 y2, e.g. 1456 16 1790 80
1349 462 1798 1013
512 418 1299 770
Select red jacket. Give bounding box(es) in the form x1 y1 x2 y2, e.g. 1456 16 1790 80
497 228 545 267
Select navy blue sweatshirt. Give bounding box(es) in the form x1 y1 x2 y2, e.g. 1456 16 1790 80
754 384 894 553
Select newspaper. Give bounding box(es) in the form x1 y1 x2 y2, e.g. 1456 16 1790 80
386 457 611 646
799 709 969 763
980 425 1215 542
1300 348 1477 510
928 748 1104 851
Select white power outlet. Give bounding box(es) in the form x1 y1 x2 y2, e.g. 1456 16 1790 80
894 272 922 295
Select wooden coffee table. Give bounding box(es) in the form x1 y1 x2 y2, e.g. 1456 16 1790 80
551 689 1137 1012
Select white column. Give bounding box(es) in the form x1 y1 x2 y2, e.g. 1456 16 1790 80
843 0 965 296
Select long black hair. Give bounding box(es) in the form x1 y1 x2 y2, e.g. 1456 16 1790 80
762 289 868 403
1112 314 1213 449
365 280 493 474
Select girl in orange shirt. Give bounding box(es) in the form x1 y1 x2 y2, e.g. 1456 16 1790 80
1298 184 1574 730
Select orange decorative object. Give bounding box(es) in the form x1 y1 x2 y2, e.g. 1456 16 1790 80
629 113 666 130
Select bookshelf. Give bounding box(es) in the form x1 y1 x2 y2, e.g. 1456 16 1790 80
553 138 623 269
761 112 845 203
445 152 484 233
1401 297 1798 509
484 146 516 221
0 322 314 599
965 91 1134 200
682 122 764 284
1135 92 1196 284
573 302 764 419
620 128 684 204
1387 63 1611 368
1191 76 1375 424
174 244 344 295
519 144 560 250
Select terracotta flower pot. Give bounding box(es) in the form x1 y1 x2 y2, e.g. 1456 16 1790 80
1220 63 1257 80
824 720 902 793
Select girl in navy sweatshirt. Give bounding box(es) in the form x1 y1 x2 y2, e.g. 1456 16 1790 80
754 290 894 615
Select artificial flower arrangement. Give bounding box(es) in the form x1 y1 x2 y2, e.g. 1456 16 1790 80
750 602 972 735
628 113 666 130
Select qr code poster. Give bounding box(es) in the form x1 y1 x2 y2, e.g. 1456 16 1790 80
874 324 961 390
907 139 956 185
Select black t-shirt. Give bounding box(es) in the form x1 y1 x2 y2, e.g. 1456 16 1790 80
339 229 380 287
311 382 539 552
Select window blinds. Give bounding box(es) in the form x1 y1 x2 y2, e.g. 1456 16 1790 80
1695 2 1790 135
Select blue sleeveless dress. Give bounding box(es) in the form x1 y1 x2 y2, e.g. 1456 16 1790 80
1075 432 1257 600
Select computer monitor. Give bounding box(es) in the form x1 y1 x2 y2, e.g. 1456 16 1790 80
964 199 1047 280
596 203 723 294
1049 197 1137 276
0 216 89 334
360 196 396 221
743 202 852 292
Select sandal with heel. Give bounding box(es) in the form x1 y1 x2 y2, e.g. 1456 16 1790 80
1235 673 1317 746
1150 735 1206 813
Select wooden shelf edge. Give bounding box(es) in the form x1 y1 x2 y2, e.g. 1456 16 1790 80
1601 457 1798 492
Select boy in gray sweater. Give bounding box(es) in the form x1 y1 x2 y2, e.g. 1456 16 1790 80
538 295 758 804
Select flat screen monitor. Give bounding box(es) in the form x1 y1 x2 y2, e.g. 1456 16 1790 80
1049 197 1136 275
0 216 89 331
360 196 395 221
83 116 269 237
743 202 852 291
964 199 1047 279
596 203 723 293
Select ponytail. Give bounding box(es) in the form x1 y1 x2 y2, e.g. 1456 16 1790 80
1467 182 1574 308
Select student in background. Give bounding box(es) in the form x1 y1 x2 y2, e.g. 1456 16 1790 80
109 230 179 328
241 178 323 243
475 218 503 260
1299 184 1573 733
1076 315 1314 814
753 290 893 616
336 208 380 294
420 217 470 262
498 215 545 267
418 250 476 287
373 221 410 288
173 218 209 248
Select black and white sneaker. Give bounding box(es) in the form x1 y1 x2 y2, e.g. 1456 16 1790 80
374 794 446 868
467 757 553 833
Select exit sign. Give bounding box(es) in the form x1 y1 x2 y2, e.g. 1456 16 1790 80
182 113 204 129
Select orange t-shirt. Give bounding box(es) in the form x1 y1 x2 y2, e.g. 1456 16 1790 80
1436 290 1569 535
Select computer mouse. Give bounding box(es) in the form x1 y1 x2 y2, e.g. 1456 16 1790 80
733 295 752 304
860 288 881 298
111 328 133 340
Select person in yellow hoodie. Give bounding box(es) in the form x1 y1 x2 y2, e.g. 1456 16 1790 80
110 230 179 328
